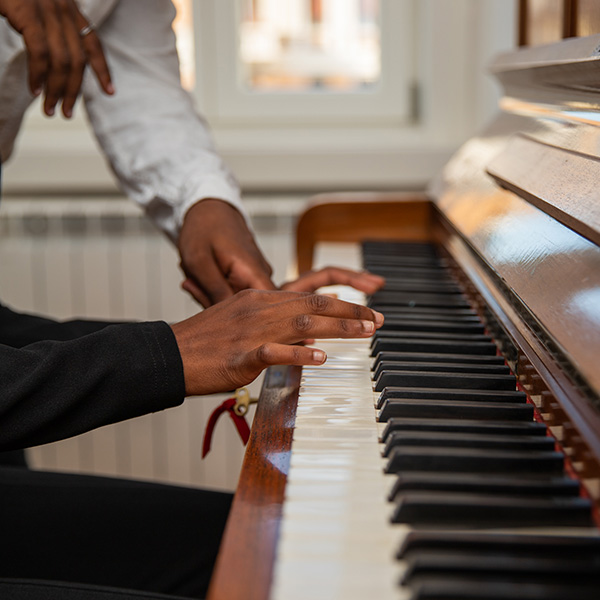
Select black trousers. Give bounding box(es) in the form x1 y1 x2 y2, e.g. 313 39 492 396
0 467 232 599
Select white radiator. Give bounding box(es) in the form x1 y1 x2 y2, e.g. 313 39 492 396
0 196 300 491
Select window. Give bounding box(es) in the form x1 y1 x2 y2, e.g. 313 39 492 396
238 0 381 93
192 0 414 125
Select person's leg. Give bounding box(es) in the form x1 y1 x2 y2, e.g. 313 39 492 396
0 579 194 600
0 467 232 599
0 449 28 467
0 160 28 469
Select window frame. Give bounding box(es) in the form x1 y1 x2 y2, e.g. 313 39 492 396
193 0 415 126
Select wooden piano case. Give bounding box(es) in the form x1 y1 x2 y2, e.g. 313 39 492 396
208 29 600 600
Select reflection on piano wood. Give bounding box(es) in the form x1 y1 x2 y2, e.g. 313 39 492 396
208 35 600 600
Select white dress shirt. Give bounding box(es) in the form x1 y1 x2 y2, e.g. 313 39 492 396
0 0 244 241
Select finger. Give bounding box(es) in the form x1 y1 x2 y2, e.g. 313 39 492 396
282 313 377 343
227 256 276 293
17 7 49 96
181 278 211 308
250 343 327 371
282 293 384 327
184 258 235 306
247 290 384 326
59 0 85 117
72 2 114 95
40 0 69 116
282 267 385 294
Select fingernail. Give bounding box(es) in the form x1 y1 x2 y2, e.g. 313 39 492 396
312 350 326 363
46 107 55 116
373 311 384 326
33 87 42 97
361 320 375 334
106 83 115 95
64 108 72 118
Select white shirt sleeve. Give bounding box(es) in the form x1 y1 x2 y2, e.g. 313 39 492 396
82 0 245 242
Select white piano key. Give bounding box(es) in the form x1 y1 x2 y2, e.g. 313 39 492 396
271 334 402 600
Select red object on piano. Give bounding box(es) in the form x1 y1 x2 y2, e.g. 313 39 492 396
202 397 251 458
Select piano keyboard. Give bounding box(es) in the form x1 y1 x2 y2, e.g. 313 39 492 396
270 241 600 600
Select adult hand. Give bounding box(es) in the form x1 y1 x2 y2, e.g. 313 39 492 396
281 267 385 295
0 0 114 118
170 289 384 396
178 199 276 307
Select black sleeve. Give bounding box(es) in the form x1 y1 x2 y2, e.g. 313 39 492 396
0 320 186 451
0 302 120 347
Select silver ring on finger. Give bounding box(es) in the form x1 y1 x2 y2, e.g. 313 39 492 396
79 24 94 37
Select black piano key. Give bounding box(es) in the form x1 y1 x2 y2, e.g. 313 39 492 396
363 253 445 266
391 493 592 527
369 307 478 318
370 295 471 309
373 361 510 381
410 580 600 600
376 313 482 325
397 531 600 560
379 319 485 334
385 446 563 475
377 388 526 410
363 260 451 272
374 371 516 393
373 352 506 372
372 331 492 342
374 366 513 391
371 338 498 356
377 388 527 410
366 275 451 286
380 418 546 443
376 279 460 288
388 473 580 501
401 547 599 583
378 399 534 422
383 431 556 456
368 269 449 278
363 261 451 274
364 260 444 270
364 250 440 258
374 282 462 294
363 240 437 254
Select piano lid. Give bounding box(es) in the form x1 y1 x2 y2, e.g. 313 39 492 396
429 35 600 402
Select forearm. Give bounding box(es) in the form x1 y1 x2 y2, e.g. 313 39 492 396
0 302 120 347
83 0 245 242
0 320 185 450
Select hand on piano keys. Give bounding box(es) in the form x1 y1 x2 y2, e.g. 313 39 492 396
170 288 384 397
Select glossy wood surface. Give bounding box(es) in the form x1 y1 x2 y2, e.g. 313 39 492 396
439 219 600 482
296 192 431 274
486 134 600 245
432 36 600 400
206 365 301 600
436 159 600 399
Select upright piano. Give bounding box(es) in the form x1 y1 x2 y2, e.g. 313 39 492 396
208 28 600 600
